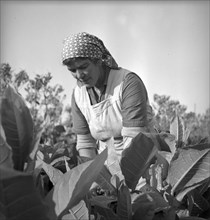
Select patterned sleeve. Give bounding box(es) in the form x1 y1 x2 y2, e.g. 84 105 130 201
121 72 148 127
71 89 90 135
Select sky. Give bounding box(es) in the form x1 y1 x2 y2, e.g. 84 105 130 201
0 0 209 114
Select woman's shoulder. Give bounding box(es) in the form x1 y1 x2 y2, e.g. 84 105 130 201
124 71 142 80
122 71 148 97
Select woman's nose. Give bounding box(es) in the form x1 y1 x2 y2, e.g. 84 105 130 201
76 69 85 79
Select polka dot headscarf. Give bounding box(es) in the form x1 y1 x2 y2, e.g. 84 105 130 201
62 32 118 68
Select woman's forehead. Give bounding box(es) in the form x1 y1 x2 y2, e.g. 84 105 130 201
67 58 90 67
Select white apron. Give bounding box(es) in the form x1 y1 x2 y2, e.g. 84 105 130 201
74 68 154 154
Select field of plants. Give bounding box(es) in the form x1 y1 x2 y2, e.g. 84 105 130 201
0 64 210 220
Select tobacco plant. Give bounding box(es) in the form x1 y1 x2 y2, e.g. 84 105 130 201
0 84 209 220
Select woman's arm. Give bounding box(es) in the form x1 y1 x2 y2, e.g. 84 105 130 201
121 73 150 130
71 90 97 159
121 72 151 149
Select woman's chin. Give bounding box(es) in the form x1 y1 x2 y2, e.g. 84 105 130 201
81 82 93 88
78 80 93 88
85 84 92 88
83 80 94 87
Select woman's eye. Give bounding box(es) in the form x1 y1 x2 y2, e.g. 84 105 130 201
79 64 88 70
68 68 76 73
67 63 88 74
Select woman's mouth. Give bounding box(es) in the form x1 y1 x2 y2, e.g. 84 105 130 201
80 78 91 84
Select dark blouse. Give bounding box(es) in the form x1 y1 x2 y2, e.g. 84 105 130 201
71 72 149 135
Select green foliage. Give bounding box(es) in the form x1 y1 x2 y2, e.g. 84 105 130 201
152 94 187 132
185 110 210 145
0 63 71 137
0 63 12 94
24 72 66 133
152 94 210 145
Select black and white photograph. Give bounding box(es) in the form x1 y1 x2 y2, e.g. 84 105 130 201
0 1 209 220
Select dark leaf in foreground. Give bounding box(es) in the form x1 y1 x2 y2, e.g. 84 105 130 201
120 132 156 190
1 85 34 170
0 166 50 220
117 181 132 220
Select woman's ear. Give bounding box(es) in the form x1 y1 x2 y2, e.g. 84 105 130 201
93 59 103 68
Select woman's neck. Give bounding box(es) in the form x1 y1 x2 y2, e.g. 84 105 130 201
95 65 110 90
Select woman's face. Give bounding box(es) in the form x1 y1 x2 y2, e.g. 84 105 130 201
66 58 102 88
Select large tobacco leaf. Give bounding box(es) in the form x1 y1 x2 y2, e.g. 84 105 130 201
38 158 63 186
45 148 107 219
61 200 89 220
25 116 50 172
131 189 171 220
170 115 184 148
89 195 117 209
157 132 176 155
120 132 157 190
155 133 173 152
132 192 155 220
116 181 132 220
187 188 210 216
142 132 173 152
167 143 210 195
0 166 50 220
95 165 116 193
93 205 118 220
106 138 124 181
1 85 34 170
175 177 210 202
50 145 70 163
29 115 50 161
0 133 13 168
170 115 190 148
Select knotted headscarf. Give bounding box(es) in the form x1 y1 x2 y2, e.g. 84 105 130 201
62 32 118 69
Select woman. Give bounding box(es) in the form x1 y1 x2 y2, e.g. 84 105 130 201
62 32 155 160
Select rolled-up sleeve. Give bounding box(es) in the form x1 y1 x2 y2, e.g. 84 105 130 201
76 133 97 151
